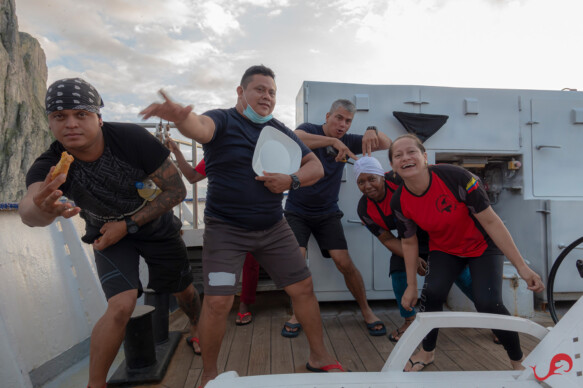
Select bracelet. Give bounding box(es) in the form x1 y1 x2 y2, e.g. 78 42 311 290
366 126 378 135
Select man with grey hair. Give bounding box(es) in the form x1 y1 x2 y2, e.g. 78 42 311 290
282 99 393 338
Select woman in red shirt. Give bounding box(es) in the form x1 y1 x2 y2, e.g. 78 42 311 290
389 134 544 371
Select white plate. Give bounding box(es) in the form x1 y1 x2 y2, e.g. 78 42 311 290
252 126 302 176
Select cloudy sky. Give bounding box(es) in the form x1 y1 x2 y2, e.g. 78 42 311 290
15 0 583 128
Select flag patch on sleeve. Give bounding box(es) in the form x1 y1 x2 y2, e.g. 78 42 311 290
466 177 479 194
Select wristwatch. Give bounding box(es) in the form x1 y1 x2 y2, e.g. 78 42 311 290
366 126 379 135
125 217 139 234
289 174 301 190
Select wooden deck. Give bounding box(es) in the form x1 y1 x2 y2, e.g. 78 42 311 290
133 290 556 388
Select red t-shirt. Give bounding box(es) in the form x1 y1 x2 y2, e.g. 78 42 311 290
391 164 499 257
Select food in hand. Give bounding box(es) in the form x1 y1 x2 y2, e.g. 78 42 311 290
51 151 74 180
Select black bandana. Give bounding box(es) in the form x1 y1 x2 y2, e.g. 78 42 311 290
45 78 105 115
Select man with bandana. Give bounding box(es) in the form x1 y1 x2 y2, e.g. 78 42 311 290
19 78 202 388
140 65 346 387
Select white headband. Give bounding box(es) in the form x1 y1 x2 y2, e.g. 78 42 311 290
353 156 385 182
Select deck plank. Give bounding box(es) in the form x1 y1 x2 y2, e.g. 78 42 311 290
247 312 271 376
270 313 294 374
340 314 386 372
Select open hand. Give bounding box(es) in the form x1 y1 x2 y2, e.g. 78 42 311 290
32 168 81 219
140 90 193 124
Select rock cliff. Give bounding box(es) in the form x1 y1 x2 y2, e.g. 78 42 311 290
0 0 50 203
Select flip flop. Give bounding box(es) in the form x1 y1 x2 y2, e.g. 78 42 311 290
236 311 253 326
389 317 415 342
306 361 346 372
281 321 302 338
185 336 201 355
404 358 433 372
366 320 387 336
388 328 404 342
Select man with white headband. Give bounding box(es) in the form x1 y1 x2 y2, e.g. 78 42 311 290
19 77 202 388
354 156 474 342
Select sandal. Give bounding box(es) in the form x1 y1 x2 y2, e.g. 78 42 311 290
235 311 253 326
281 321 302 338
405 357 433 372
389 316 415 342
185 336 201 355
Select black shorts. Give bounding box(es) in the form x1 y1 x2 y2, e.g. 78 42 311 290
202 216 311 295
284 210 348 257
94 232 193 300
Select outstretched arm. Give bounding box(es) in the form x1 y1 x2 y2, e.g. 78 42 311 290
474 206 545 292
140 90 215 145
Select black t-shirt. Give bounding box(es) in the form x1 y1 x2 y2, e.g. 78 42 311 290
391 164 500 257
26 122 177 240
285 122 362 214
202 108 311 230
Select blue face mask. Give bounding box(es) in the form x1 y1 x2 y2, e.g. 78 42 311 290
242 92 273 124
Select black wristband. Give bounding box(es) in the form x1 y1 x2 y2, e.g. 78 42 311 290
366 126 378 135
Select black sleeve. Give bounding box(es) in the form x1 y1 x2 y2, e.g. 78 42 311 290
357 195 383 237
432 164 490 214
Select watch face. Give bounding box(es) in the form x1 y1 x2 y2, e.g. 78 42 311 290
126 218 139 234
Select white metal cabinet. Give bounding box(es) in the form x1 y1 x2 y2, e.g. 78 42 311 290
420 87 521 152
530 98 583 197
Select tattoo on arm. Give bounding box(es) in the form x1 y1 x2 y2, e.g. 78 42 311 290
133 158 187 226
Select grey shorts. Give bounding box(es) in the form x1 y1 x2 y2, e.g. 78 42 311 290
202 216 311 295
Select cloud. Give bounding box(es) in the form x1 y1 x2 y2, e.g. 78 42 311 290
14 0 583 129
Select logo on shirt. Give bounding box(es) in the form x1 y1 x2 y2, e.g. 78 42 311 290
436 194 457 213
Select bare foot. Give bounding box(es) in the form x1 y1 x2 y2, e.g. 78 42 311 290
510 358 525 370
